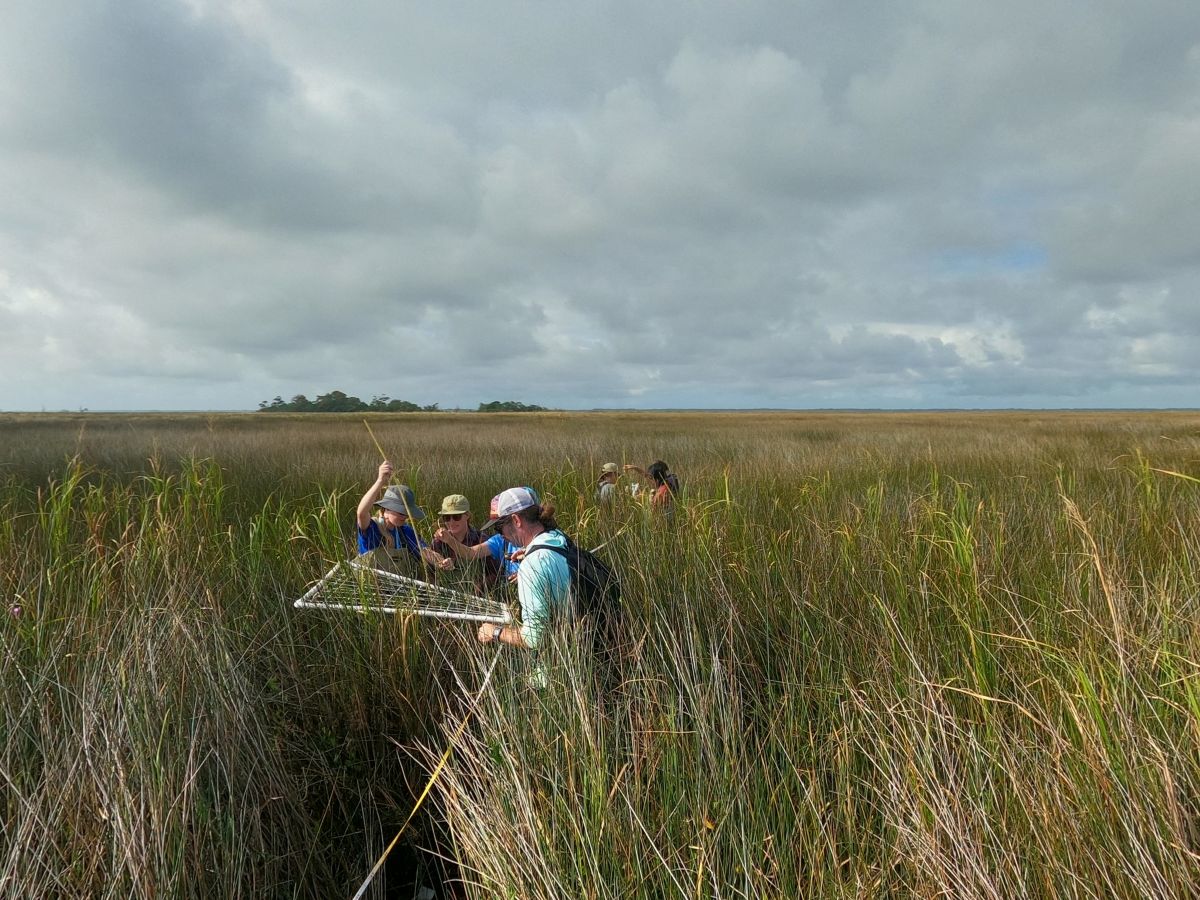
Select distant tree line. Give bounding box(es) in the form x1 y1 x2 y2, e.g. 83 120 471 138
257 392 549 413
476 400 548 412
258 392 437 413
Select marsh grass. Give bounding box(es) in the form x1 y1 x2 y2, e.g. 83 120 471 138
3 411 1200 897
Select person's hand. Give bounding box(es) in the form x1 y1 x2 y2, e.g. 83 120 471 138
377 460 393 482
478 622 498 643
437 556 455 571
433 527 446 542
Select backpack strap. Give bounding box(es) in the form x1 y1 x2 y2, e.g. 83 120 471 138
521 531 574 560
521 538 573 574
522 542 571 566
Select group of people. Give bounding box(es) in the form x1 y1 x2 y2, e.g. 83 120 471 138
354 461 522 588
596 460 680 515
354 458 679 658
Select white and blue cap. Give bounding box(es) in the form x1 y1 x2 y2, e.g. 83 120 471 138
482 486 539 531
375 484 425 519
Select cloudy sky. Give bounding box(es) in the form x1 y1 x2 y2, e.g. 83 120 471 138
2 1 1198 411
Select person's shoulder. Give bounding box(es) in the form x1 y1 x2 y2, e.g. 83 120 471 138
530 531 570 562
522 533 569 578
524 531 567 557
538 530 568 548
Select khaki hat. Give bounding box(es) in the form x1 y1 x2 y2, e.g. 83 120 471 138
438 494 471 516
600 462 620 476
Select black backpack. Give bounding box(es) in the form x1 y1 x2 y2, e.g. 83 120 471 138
525 535 622 642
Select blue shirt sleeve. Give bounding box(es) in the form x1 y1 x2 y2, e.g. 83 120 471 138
484 533 505 561
485 534 521 576
357 519 383 554
517 538 572 649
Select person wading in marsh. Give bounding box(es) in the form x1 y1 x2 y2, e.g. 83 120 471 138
625 459 680 520
429 493 518 591
596 462 621 507
477 487 625 692
474 487 570 656
354 461 448 572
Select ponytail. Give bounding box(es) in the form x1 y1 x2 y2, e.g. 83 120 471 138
517 500 558 532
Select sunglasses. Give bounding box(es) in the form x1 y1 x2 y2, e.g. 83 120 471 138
439 513 466 522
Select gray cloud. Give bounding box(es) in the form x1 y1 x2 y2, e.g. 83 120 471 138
2 0 1199 411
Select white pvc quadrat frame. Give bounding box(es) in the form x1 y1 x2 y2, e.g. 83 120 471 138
294 559 512 625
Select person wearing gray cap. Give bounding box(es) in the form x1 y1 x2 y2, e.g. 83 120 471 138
475 487 570 652
354 460 447 569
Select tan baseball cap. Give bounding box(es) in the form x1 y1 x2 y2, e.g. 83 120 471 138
600 462 620 476
438 494 471 516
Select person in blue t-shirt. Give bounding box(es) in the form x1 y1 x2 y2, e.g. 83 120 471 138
354 461 448 570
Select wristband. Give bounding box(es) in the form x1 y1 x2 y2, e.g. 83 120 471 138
492 625 503 642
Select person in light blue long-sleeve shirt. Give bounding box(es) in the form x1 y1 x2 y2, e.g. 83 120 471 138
474 486 571 651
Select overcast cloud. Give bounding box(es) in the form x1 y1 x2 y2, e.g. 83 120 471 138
2 0 1199 410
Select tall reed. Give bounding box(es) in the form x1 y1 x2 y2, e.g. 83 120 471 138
2 411 1199 897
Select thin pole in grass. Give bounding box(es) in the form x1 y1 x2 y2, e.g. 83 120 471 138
350 648 502 900
363 418 432 548
1062 493 1126 672
1151 466 1200 485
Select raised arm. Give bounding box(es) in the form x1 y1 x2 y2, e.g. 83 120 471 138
356 460 392 530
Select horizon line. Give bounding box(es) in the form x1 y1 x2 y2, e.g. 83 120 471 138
5 406 1199 415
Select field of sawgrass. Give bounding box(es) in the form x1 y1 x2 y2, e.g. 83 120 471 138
3 410 1200 898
